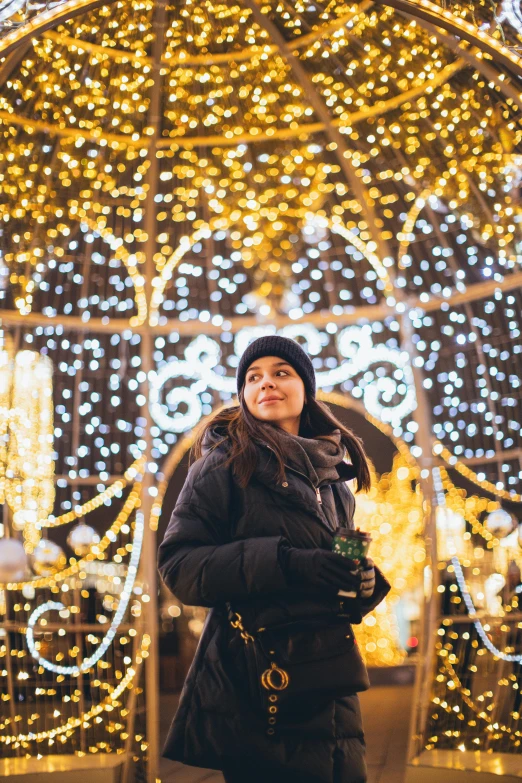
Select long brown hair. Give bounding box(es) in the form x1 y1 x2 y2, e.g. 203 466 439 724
190 389 371 493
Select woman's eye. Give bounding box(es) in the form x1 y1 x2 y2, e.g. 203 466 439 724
247 370 287 382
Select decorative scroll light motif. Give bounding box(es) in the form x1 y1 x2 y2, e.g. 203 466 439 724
498 1 522 35
150 324 416 433
26 508 144 675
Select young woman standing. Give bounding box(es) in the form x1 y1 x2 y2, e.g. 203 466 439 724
158 335 391 783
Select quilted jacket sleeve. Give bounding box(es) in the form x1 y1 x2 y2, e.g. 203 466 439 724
157 453 290 607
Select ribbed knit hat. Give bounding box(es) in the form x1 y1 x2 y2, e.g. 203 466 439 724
236 335 316 398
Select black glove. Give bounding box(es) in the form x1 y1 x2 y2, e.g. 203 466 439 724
359 556 376 599
283 547 361 591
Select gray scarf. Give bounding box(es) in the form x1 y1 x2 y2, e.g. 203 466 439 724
269 426 345 486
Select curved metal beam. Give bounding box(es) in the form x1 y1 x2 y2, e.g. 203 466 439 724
43 29 152 66
392 6 522 107
0 0 116 59
1 270 520 334
0 109 149 147
42 5 372 67
0 58 465 149
374 0 522 84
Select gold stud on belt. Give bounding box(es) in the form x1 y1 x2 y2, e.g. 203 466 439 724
261 663 289 737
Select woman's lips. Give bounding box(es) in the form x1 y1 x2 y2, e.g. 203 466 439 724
260 398 282 404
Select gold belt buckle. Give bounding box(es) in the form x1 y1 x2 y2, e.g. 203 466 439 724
261 662 290 691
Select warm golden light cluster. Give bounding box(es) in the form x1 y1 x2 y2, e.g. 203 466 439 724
0 0 521 326
425 465 522 754
354 451 426 666
0 335 54 550
0 0 521 775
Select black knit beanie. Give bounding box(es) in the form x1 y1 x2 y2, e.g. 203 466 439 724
236 335 316 398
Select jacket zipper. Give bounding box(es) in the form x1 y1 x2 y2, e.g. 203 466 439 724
262 443 323 505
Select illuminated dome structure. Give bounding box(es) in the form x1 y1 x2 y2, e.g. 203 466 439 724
1 1 522 781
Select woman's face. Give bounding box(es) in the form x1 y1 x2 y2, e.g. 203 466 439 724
242 355 306 434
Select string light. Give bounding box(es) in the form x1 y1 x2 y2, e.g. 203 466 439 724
434 442 522 503
450 554 522 663
40 455 145 528
150 324 416 433
0 633 151 744
26 509 144 674
354 452 426 665
0 0 521 770
0 481 141 590
0 340 54 545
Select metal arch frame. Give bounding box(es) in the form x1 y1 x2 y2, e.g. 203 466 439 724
1 269 521 334
41 3 374 67
0 0 115 59
0 0 371 66
372 0 522 84
0 1 520 779
0 58 466 149
241 0 395 272
392 10 522 108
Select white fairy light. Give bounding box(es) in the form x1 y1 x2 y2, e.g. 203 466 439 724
451 556 522 662
434 467 522 663
26 509 144 675
0 0 25 24
498 1 522 35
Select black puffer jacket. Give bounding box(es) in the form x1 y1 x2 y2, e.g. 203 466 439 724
158 426 391 782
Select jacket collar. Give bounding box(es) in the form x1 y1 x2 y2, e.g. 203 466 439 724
253 441 356 534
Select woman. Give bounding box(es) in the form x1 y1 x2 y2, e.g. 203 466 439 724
158 335 391 783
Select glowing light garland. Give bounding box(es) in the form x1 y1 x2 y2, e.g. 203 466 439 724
0 481 141 590
0 345 54 540
0 633 150 744
438 659 522 746
433 467 522 663
0 0 521 767
434 442 522 503
449 554 522 663
40 454 144 528
26 509 144 674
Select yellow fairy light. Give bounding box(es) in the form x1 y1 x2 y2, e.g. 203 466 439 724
0 482 141 590
354 453 426 666
434 442 522 504
39 455 144 529
0 338 54 550
0 632 150 744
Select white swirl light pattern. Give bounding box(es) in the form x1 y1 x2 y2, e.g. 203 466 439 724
498 1 522 34
0 0 24 24
26 509 144 675
451 555 522 663
433 467 522 663
0 0 71 28
150 323 416 432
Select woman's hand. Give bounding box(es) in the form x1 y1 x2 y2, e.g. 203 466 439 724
283 547 361 591
359 557 375 599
